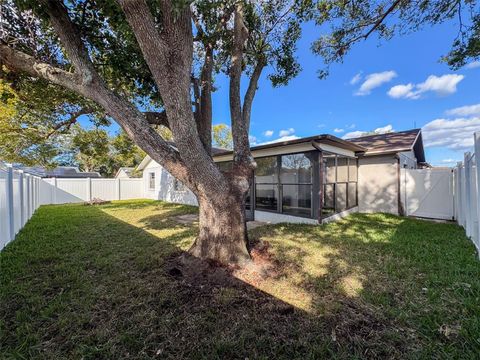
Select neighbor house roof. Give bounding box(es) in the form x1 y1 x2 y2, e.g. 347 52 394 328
115 167 136 178
17 166 102 178
347 129 425 162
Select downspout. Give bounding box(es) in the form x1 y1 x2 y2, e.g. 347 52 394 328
395 154 405 216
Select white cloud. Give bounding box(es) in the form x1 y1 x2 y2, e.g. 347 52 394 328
388 74 464 100
263 130 274 137
333 128 344 133
417 74 464 95
441 159 458 163
249 135 257 145
343 124 394 139
343 130 366 139
387 83 419 99
422 117 480 151
317 124 326 128
446 103 480 117
355 71 397 96
279 128 295 137
465 61 480 69
346 123 356 129
259 135 300 145
350 72 362 85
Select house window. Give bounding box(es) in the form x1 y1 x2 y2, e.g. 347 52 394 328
148 172 155 190
173 178 186 192
322 154 358 218
254 152 314 218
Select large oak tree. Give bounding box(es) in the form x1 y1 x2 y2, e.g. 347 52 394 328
1 0 478 265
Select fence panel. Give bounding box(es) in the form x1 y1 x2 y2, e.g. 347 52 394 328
453 132 480 256
91 179 116 200
119 178 143 200
0 165 43 249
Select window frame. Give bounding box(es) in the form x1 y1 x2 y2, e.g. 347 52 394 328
320 152 358 219
148 172 155 190
254 151 316 219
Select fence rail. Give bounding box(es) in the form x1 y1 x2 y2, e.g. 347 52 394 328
1 168 144 249
454 132 480 256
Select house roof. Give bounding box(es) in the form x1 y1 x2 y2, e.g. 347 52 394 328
17 166 102 178
137 128 426 169
212 134 367 157
347 129 425 162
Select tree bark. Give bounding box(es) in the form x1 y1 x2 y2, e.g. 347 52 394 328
190 191 250 265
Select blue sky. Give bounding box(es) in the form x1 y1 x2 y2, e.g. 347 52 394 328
86 19 480 166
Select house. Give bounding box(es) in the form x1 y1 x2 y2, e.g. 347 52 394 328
115 167 138 178
16 166 101 178
136 129 425 224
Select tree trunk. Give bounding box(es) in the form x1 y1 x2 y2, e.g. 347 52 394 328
189 192 250 266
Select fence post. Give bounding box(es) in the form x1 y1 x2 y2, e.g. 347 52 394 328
19 171 25 226
6 165 15 242
464 152 472 237
52 177 57 204
116 178 121 200
474 132 480 254
87 177 92 201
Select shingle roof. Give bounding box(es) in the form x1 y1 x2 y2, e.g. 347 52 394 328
347 129 421 154
17 166 102 178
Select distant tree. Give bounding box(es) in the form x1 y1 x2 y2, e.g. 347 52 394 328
70 126 110 174
212 123 233 150
110 130 146 171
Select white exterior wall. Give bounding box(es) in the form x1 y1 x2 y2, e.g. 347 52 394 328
141 159 198 205
358 154 399 215
142 160 164 200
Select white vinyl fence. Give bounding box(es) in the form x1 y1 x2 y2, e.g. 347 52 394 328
39 177 143 204
0 165 42 249
1 166 145 249
454 132 480 255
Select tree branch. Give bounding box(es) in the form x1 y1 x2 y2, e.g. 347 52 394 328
242 59 265 130
229 3 253 170
45 107 93 139
0 42 83 92
40 0 95 85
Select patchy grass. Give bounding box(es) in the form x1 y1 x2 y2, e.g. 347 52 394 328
1 200 479 359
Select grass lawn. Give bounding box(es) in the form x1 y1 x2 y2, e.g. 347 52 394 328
1 200 479 359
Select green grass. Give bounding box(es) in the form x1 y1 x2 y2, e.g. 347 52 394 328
1 200 479 359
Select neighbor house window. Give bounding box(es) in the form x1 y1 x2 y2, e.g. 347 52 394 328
148 172 155 190
254 152 314 218
173 178 186 191
322 153 358 218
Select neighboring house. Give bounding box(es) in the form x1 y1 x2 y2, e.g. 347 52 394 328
137 129 426 224
17 166 101 178
115 167 138 178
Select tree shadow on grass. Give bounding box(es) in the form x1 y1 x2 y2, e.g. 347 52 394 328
1 205 479 359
